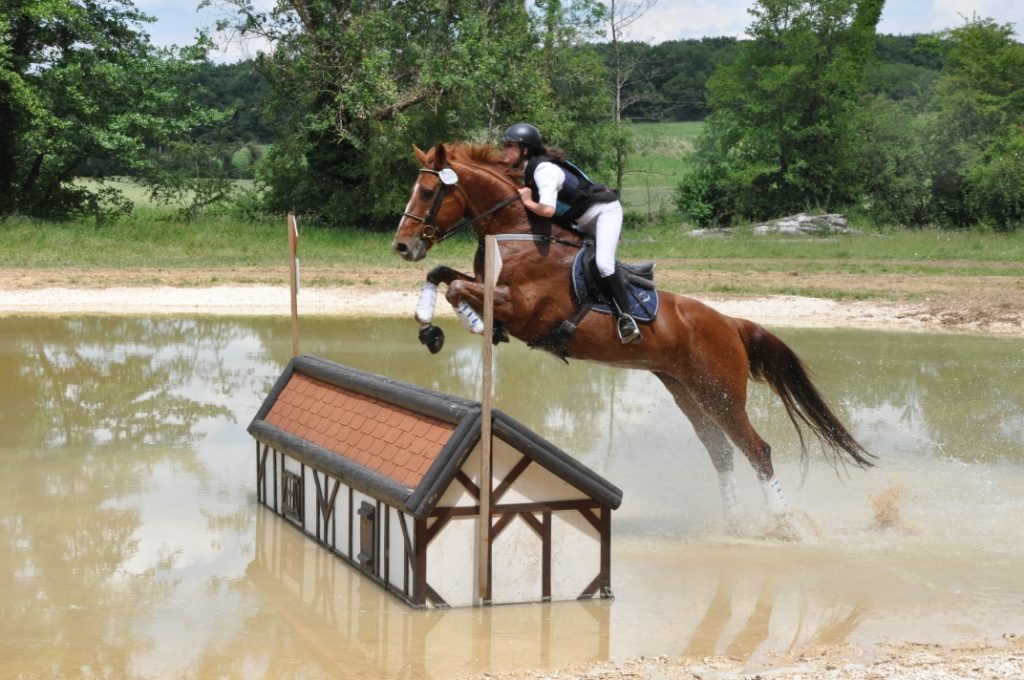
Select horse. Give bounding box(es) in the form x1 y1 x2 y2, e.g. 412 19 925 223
391 141 874 530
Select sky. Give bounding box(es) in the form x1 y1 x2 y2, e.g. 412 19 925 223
135 0 1023 62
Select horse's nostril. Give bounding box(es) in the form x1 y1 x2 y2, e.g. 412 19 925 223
393 241 406 254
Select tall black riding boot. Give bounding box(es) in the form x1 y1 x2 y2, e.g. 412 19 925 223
603 271 641 344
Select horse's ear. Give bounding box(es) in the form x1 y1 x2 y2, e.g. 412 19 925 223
413 145 428 165
432 143 447 169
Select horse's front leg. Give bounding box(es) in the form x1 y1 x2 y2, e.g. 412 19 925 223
416 266 474 324
445 279 513 336
414 266 475 354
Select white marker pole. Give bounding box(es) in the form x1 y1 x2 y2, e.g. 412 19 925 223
288 213 300 357
478 235 502 604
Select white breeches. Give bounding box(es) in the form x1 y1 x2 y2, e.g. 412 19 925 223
575 200 624 278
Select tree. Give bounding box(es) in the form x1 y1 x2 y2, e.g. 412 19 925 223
211 0 615 228
138 138 241 222
865 34 941 101
0 0 221 221
675 0 884 225
922 18 1024 230
189 61 280 144
526 0 618 178
603 0 658 190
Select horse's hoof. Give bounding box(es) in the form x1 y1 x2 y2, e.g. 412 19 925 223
493 326 510 345
418 324 445 354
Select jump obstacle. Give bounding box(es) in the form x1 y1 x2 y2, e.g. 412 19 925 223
249 355 622 608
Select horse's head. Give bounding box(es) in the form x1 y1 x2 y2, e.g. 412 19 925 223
391 143 473 262
392 142 522 261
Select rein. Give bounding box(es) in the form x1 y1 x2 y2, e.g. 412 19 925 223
444 194 522 244
491 233 583 249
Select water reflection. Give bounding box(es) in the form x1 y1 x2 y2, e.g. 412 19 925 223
772 330 1024 464
0 316 1022 677
0 318 237 450
244 507 612 678
676 556 868 659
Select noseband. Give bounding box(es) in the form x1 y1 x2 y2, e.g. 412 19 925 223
402 166 520 244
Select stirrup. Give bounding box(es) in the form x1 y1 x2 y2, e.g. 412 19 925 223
617 315 641 344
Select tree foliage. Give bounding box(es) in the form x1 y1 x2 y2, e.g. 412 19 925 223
675 0 884 225
594 37 742 121
0 0 223 220
211 0 615 228
188 60 279 144
675 5 1023 231
822 17 1024 231
922 19 1024 230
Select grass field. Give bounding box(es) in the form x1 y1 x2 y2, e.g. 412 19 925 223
2 122 1022 289
620 121 702 218
3 208 1021 275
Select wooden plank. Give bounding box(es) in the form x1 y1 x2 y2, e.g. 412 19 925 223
492 455 531 501
542 510 552 601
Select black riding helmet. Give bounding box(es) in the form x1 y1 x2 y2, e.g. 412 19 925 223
501 123 544 151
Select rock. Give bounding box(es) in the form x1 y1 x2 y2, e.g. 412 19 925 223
687 227 735 237
752 213 854 236
687 214 856 238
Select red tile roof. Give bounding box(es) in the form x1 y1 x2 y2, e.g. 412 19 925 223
264 373 455 488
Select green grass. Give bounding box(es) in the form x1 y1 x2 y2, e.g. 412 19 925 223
3 210 1021 275
0 213 413 268
618 221 1024 269
3 123 1022 276
620 121 703 216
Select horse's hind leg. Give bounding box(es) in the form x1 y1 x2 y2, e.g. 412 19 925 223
717 418 788 515
702 393 789 516
655 373 741 529
674 368 791 518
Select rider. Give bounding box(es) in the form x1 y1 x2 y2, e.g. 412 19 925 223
499 122 641 344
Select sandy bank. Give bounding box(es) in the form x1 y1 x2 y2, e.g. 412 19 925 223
2 283 1022 338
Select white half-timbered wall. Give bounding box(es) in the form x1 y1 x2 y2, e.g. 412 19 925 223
256 443 417 603
256 435 609 609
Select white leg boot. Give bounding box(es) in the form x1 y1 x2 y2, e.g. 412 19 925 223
760 475 788 515
718 470 740 531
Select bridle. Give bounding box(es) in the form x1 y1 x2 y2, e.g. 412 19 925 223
402 165 521 245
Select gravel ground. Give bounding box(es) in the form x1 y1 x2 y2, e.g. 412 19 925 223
462 637 1024 679
2 263 1022 337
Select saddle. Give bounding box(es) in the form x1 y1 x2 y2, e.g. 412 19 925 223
529 241 660 359
571 243 659 322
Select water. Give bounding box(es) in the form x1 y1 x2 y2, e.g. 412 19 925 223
1 316 1022 678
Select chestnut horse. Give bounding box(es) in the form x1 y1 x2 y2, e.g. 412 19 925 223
392 142 873 528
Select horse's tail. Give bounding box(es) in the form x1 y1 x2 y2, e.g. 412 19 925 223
736 319 875 470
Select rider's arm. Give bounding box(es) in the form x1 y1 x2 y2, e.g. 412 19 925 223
518 187 556 218
518 162 563 219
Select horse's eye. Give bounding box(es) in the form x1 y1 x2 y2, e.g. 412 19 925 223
419 188 434 200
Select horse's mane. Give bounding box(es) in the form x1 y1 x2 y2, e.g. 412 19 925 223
432 141 583 239
441 142 521 183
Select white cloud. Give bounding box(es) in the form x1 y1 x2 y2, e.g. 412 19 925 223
135 0 1023 62
625 0 1022 43
623 1 752 43
135 0 276 62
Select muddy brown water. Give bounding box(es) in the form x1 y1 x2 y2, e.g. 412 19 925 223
1 316 1022 678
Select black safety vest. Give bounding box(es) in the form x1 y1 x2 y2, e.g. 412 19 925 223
524 156 618 226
